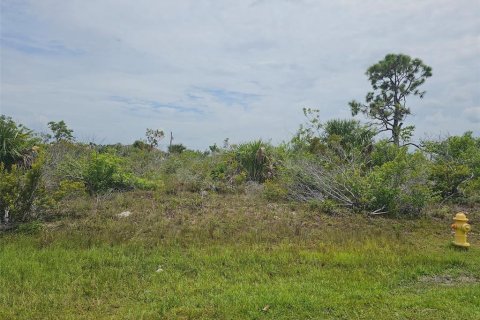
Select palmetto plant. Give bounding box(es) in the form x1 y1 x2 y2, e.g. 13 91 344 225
0 115 35 169
235 140 276 183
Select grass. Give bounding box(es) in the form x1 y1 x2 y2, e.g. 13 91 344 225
1 192 479 319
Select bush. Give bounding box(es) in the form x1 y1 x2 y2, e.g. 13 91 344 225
52 180 87 201
233 140 278 183
159 151 217 193
168 144 187 154
369 140 402 167
125 147 164 178
285 146 434 216
424 132 480 203
263 180 288 201
0 115 39 169
0 153 51 223
292 110 375 158
82 152 133 194
364 151 434 216
132 140 150 151
16 220 43 234
58 151 153 195
285 157 361 207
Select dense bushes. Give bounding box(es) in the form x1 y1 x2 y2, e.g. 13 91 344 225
58 150 156 195
160 150 217 193
81 152 136 194
0 114 478 224
0 154 50 223
0 117 49 224
0 115 39 169
424 132 480 203
284 145 435 216
233 140 280 183
158 142 281 193
364 150 434 215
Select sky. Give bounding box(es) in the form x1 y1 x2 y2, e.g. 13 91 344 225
1 0 479 150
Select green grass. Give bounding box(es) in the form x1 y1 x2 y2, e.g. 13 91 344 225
1 192 479 319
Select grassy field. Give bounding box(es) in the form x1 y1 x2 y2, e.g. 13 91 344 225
1 192 479 319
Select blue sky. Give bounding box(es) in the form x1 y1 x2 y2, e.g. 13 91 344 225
1 0 479 150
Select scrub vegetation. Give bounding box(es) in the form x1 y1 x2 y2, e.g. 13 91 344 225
1 54 479 319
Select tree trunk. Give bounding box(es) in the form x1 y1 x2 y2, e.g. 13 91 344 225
392 98 401 146
392 124 400 146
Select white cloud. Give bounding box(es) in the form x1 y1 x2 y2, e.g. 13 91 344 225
464 107 480 123
1 0 479 149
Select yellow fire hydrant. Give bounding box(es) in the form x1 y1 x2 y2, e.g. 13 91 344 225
451 212 471 248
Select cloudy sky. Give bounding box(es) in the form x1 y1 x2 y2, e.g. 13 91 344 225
1 0 479 149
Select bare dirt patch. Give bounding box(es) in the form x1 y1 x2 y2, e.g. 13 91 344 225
418 274 479 286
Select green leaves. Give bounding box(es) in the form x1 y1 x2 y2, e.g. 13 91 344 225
1 115 34 168
58 151 140 195
0 153 48 223
350 53 432 146
145 128 164 150
234 140 277 183
47 120 74 142
423 132 480 201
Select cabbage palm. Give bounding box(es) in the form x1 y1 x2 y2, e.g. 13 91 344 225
0 115 34 169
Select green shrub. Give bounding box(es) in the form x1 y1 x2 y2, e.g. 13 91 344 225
369 140 403 167
285 146 434 216
305 199 338 214
58 151 152 195
210 151 239 184
263 179 288 201
364 151 434 216
132 140 150 151
0 115 39 169
82 152 133 194
424 132 480 202
16 220 43 234
125 147 164 179
159 151 217 193
168 144 187 154
0 153 51 223
292 110 375 158
233 140 278 183
52 180 87 201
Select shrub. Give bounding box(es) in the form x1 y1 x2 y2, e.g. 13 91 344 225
364 151 434 215
125 146 164 178
58 151 151 195
16 220 43 234
0 154 51 223
159 151 217 193
423 132 480 202
52 180 87 201
285 146 434 216
82 152 133 194
284 151 365 208
292 109 375 158
0 115 39 169
322 119 376 155
306 199 338 215
263 180 288 201
168 144 187 154
369 140 402 167
233 140 278 183
132 140 150 151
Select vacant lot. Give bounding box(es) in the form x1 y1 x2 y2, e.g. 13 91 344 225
1 192 479 319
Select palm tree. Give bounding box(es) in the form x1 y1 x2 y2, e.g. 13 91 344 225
0 115 34 169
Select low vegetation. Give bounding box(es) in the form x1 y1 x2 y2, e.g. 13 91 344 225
1 54 479 318
1 193 479 319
